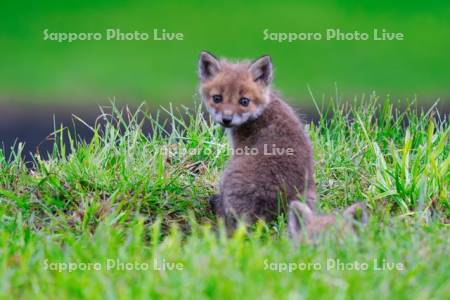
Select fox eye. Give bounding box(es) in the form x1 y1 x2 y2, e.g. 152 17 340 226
212 95 223 103
239 97 250 107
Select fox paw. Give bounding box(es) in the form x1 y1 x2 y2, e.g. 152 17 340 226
208 194 225 216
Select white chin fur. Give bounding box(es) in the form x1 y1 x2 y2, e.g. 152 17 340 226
206 106 266 127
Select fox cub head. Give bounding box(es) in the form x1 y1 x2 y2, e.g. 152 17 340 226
198 51 273 128
288 201 367 244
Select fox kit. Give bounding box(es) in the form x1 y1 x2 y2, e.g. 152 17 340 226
288 201 367 244
198 51 316 229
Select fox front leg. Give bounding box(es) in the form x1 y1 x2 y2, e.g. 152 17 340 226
208 194 225 217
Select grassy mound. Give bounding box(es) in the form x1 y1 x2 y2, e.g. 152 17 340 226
0 94 448 299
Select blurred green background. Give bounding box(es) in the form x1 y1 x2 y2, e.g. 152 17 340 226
1 0 450 106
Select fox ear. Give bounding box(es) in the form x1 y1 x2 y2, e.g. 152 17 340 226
343 202 367 225
198 51 221 82
288 201 313 237
249 55 273 86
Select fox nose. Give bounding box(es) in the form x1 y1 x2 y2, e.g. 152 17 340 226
222 115 233 126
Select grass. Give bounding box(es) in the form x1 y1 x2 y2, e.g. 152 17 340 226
2 1 450 102
0 94 449 299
